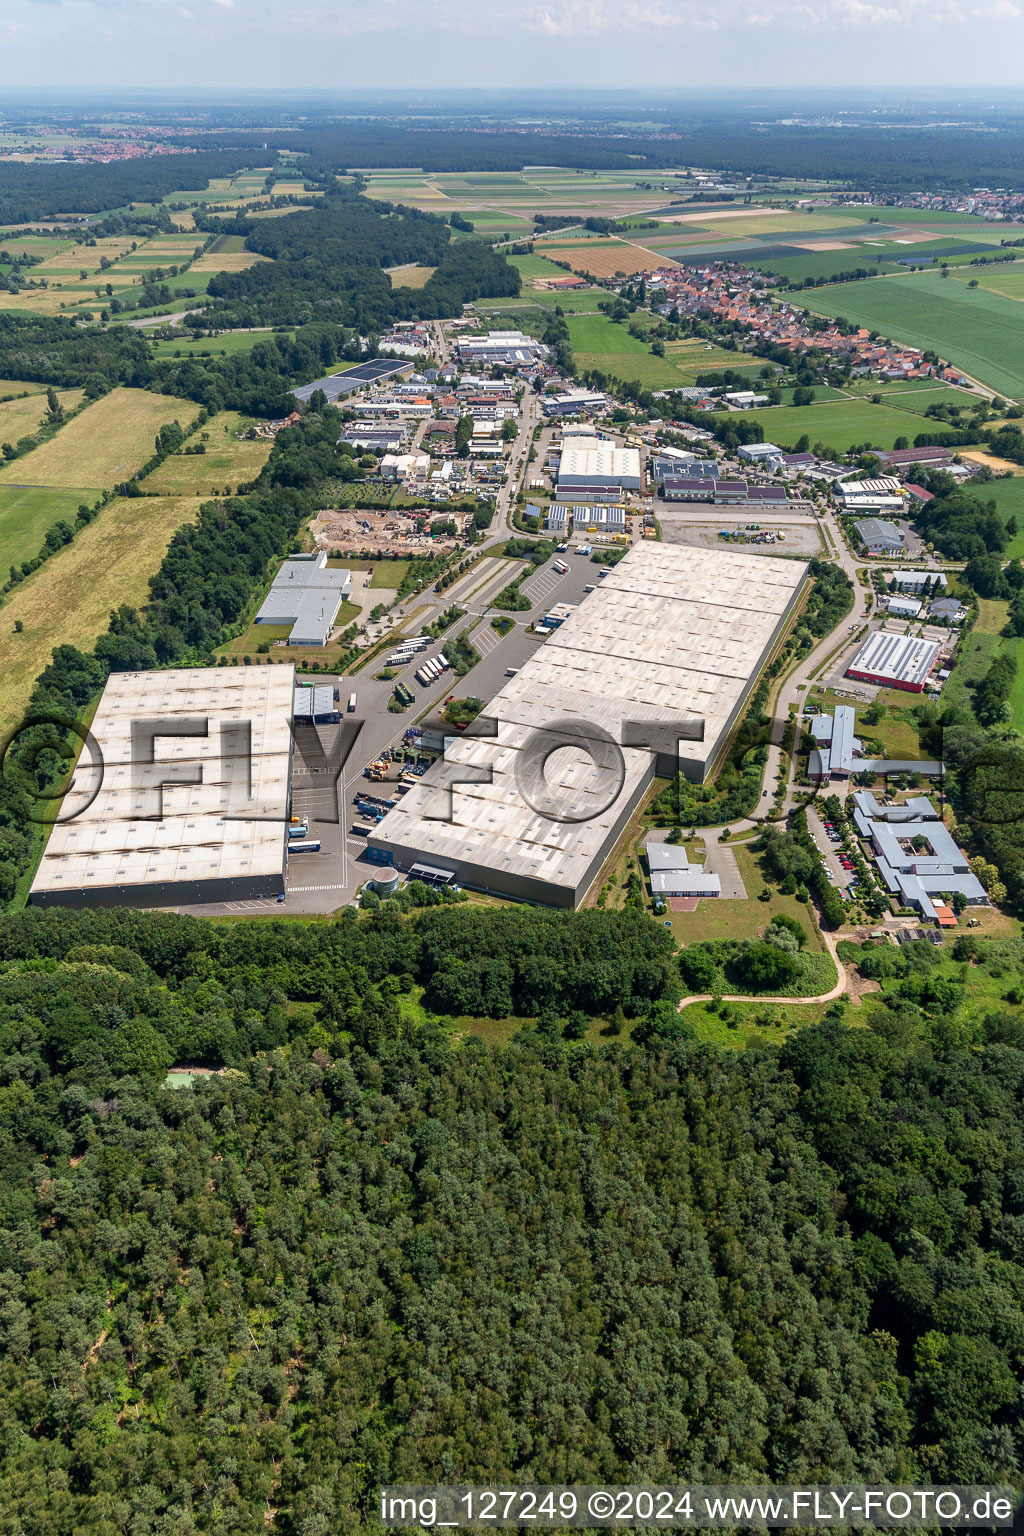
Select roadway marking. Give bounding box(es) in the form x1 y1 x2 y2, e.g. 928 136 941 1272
287 884 352 894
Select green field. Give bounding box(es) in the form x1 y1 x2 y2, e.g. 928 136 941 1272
149 328 288 360
711 397 968 453
0 483 102 572
949 261 1024 302
800 272 1024 398
974 475 1024 557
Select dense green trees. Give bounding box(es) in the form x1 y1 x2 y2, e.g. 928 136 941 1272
1 896 1024 1529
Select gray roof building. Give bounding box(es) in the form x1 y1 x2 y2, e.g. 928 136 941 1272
646 840 721 897
255 553 352 647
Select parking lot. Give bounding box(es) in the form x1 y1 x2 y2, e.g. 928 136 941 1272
808 805 855 893
182 544 609 918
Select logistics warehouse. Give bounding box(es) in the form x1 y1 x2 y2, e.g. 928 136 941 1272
30 667 296 909
368 543 808 907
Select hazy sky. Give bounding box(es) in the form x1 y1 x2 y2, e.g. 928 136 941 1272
1 0 1022 91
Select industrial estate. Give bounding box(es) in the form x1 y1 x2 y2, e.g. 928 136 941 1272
3 77 1024 1536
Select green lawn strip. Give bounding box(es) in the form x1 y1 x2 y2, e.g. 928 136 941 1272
0 484 103 574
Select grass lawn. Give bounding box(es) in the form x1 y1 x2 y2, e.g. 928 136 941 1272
0 388 200 489
216 599 362 664
0 483 103 572
0 495 202 736
141 411 271 494
800 272 1024 399
0 388 83 444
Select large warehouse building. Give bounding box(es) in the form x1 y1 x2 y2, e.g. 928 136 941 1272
30 666 296 909
557 445 642 490
368 543 807 907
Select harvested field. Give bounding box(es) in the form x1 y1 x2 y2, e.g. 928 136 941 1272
189 249 271 273
541 240 678 277
0 388 200 489
0 379 49 397
0 389 83 443
387 264 437 289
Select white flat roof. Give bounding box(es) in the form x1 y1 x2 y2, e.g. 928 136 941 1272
31 666 294 898
370 543 806 899
558 446 641 483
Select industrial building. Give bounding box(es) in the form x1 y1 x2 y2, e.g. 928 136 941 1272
851 792 985 924
368 543 807 907
542 389 607 417
738 442 784 465
646 840 721 898
854 518 907 556
807 704 942 782
886 570 948 594
557 446 641 490
846 631 942 692
456 330 548 367
255 553 352 647
290 358 411 403
30 667 295 909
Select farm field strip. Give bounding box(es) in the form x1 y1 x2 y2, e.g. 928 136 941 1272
0 483 102 573
0 494 203 736
799 270 1024 399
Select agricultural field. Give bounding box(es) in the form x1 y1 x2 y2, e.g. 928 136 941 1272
0 379 49 398
0 388 200 489
0 483 102 573
387 265 437 289
0 494 202 736
799 271 1024 399
190 246 269 274
141 412 272 495
711 396 971 453
539 240 677 278
0 387 84 446
949 261 1024 302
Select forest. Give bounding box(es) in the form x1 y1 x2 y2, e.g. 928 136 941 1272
198 188 520 331
0 150 253 224
0 901 1023 1531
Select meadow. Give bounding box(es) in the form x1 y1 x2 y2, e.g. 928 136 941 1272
0 494 202 735
799 272 1024 398
148 328 289 360
0 483 102 573
0 387 83 445
0 389 200 489
142 412 272 495
974 474 1024 557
